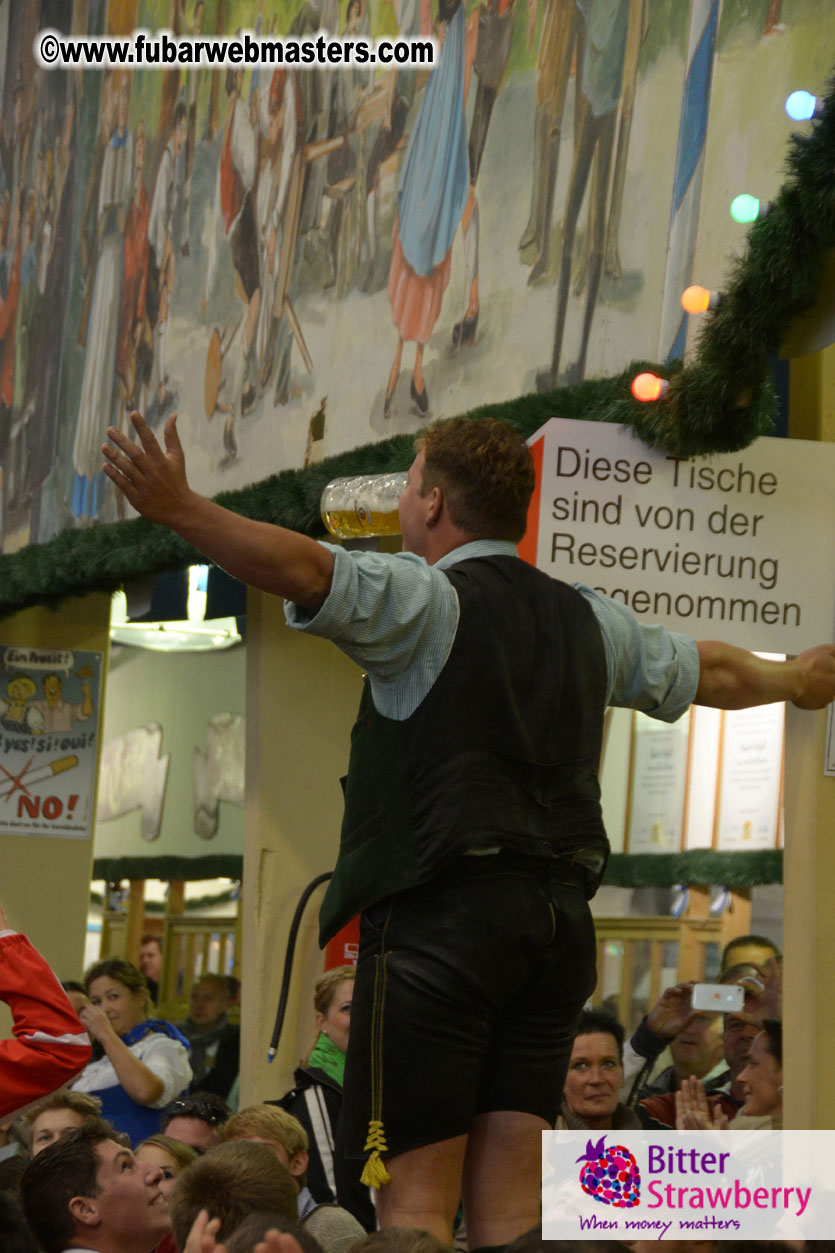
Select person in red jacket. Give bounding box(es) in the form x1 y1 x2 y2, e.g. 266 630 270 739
0 901 92 1118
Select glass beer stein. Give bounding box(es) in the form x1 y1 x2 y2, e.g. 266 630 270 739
320 472 409 538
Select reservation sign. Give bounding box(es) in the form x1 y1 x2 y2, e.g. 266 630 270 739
521 419 835 655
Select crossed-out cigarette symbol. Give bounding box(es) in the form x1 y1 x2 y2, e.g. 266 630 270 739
0 754 79 802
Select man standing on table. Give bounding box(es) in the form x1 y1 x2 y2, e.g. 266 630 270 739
102 412 835 1249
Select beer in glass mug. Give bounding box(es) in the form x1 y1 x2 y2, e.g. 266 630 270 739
321 472 409 538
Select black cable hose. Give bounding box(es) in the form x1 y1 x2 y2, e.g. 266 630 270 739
267 872 332 1061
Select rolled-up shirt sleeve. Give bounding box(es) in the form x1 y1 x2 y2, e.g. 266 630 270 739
576 584 699 722
142 1035 193 1108
284 543 459 720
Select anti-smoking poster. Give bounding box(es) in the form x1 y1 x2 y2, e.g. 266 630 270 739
0 646 103 839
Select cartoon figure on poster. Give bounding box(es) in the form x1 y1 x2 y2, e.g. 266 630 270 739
0 647 102 839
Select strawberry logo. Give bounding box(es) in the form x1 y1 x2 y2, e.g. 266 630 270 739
576 1135 641 1208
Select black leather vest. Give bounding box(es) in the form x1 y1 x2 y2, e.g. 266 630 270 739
319 555 610 944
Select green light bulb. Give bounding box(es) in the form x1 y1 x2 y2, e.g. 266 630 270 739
731 194 761 224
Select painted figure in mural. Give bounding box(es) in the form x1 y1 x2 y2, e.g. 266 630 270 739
13 191 37 417
3 189 37 514
451 0 520 338
383 0 475 419
36 140 56 295
362 0 421 284
0 105 10 193
0 191 21 476
204 69 260 460
322 0 368 293
518 0 577 283
76 74 117 351
180 0 205 257
71 74 132 525
31 672 93 735
148 100 188 418
255 69 302 402
0 673 43 735
521 0 642 296
8 80 32 210
537 0 631 390
117 121 151 434
28 87 76 530
290 0 341 246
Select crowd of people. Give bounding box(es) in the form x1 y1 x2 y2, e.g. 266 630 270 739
0 902 386 1252
0 898 801 1253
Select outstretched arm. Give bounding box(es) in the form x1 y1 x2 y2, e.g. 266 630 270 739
0 903 92 1118
102 412 334 611
696 640 835 710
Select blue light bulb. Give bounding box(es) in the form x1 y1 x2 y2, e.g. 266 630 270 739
785 90 817 122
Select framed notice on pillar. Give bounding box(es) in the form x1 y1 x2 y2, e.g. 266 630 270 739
624 709 691 853
714 700 785 850
0 645 102 839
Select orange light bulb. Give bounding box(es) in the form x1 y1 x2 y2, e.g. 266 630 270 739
631 372 667 402
681 285 712 314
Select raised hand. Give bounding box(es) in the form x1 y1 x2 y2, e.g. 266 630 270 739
646 981 694 1038
77 1001 118 1044
102 411 194 527
184 1210 227 1253
675 1075 728 1131
254 1233 306 1253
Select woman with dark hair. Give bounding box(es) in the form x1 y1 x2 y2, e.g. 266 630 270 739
71 958 192 1146
274 965 373 1230
676 1019 782 1130
732 1019 782 1128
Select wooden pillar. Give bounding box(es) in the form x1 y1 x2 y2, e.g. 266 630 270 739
240 588 362 1106
678 884 710 981
167 881 186 915
125 880 146 966
782 346 835 1127
0 594 110 988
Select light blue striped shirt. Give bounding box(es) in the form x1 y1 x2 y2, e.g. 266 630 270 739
285 540 700 722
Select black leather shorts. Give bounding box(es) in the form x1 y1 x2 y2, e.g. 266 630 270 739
341 849 597 1163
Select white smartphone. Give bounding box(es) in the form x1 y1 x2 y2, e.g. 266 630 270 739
691 982 745 1012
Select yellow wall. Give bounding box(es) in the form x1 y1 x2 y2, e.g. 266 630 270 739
783 351 835 1127
239 588 363 1104
0 594 110 997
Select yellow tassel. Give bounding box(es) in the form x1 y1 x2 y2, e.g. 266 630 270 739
361 1120 391 1188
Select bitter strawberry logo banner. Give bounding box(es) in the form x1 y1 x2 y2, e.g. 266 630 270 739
543 1130 835 1241
522 420 835 654
0 647 102 839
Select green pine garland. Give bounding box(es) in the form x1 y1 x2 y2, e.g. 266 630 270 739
604 849 782 888
2 73 834 618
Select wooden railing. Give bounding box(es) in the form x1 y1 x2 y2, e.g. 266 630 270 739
99 881 749 1037
100 907 241 1020
591 915 724 1035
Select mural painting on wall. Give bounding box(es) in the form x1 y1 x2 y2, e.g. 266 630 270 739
0 0 828 552
0 644 102 838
